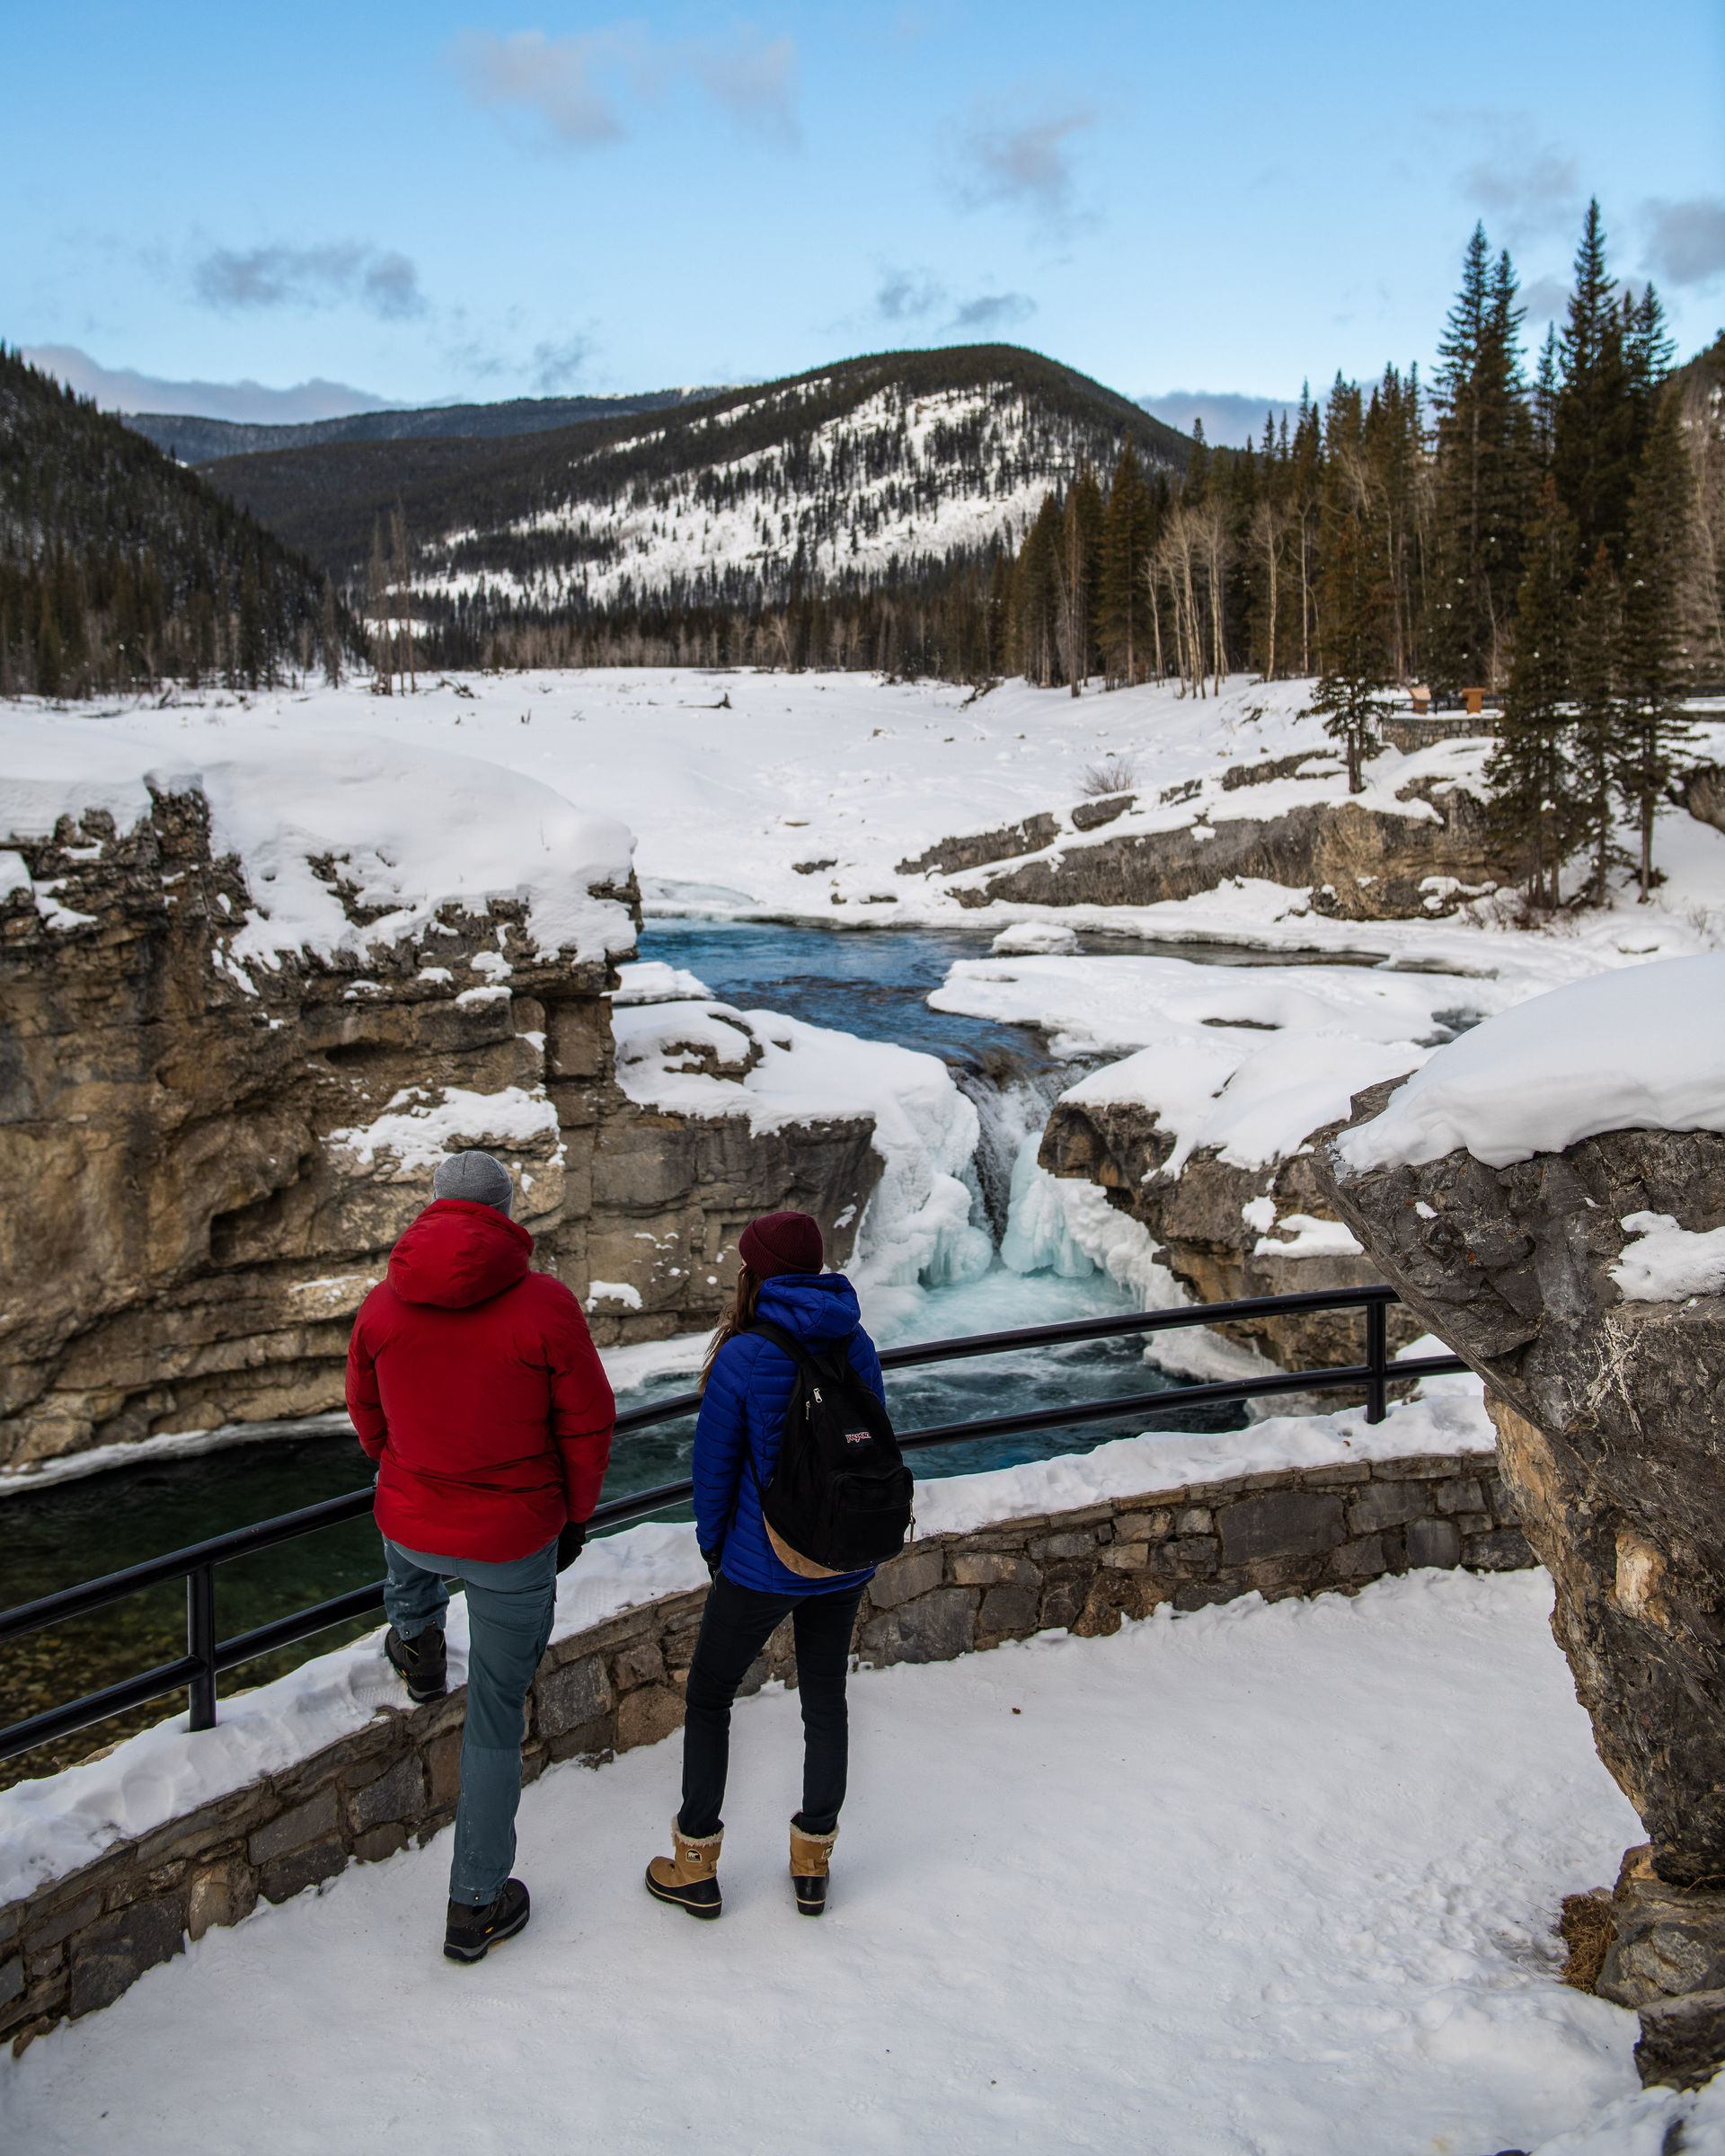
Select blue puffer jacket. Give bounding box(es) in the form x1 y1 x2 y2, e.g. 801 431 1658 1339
694 1271 887 1596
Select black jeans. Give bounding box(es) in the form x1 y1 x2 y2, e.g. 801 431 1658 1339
678 1575 868 1841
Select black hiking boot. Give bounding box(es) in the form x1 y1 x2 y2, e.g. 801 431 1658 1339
385 1624 447 1703
443 1880 531 1964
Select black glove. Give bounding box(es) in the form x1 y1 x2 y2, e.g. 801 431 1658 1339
701 1548 721 1580
556 1521 587 1573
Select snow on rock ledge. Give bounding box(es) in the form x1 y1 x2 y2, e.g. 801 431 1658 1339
611 990 991 1293
1336 955 1725 1174
0 720 639 970
942 950 1508 1371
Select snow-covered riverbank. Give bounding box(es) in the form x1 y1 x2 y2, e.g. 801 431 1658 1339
9 663 1719 950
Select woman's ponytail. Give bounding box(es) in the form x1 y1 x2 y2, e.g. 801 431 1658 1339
699 1263 761 1392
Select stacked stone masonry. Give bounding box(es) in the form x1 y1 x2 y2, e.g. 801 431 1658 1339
0 1448 1529 2049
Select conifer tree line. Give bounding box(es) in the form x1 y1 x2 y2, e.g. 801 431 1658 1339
0 347 353 697
1001 202 1724 904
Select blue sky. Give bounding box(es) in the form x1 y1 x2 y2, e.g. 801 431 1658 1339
8 1 1724 436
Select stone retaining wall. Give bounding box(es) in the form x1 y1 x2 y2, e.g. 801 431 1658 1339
1 1446 1530 2049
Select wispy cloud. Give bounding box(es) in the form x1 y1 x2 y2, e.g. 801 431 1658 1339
452 25 800 150
872 267 1036 337
1518 273 1570 323
1458 145 1580 245
1641 197 1725 288
951 103 1095 226
192 242 426 319
950 291 1034 332
875 267 946 321
1434 111 1584 249
530 332 597 392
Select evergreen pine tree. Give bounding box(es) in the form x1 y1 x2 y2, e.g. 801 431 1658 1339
1425 228 1532 691
1570 545 1629 901
1307 510 1394 791
1553 202 1637 566
1097 444 1154 685
1485 477 1583 906
1532 324 1560 461
1614 391 1695 897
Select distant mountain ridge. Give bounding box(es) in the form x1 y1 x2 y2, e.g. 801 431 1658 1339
196 344 1192 671
125 386 723 467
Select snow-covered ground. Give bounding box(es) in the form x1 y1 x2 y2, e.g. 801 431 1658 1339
2 1562 1676 2156
934 950 1515 1179
7 667 1719 959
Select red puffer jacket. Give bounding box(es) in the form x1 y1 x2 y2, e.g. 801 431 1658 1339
345 1199 615 1562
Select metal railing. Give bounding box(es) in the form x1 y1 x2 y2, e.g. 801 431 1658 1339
0 1286 1464 1764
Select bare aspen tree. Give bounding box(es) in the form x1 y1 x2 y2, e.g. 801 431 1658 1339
1194 499 1229 694
366 522 390 694
390 506 416 694
320 579 342 687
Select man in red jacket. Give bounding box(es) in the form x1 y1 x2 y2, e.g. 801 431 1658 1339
346 1147 615 1964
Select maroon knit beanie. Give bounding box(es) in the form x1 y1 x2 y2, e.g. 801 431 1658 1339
739 1210 825 1280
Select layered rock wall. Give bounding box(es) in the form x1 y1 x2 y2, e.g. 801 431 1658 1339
1039 1093 1421 1370
0 785 878 1469
908 770 1502 921
1325 1107 1725 2088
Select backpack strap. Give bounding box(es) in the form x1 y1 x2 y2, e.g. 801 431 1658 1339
747 1318 852 1386
735 1319 849 1511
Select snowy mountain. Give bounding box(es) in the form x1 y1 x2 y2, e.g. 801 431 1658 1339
199 346 1191 656
123 385 721 467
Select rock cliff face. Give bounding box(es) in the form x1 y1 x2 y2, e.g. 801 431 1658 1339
0 785 878 1470
1323 1102 1725 2086
1039 1093 1420 1370
1687 763 1725 836
902 760 1502 921
1324 1108 1725 1886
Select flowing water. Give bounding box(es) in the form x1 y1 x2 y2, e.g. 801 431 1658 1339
3 919 1257 1777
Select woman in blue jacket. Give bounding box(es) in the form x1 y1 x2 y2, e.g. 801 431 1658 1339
646 1210 885 1922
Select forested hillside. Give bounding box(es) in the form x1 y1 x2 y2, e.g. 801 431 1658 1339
0 349 347 697
203 345 1190 680
1000 202 1718 914
125 385 720 467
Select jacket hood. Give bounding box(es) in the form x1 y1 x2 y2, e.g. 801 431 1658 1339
388 1198 533 1311
755 1269 862 1348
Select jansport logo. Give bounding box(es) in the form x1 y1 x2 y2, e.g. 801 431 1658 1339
844 1429 871 1445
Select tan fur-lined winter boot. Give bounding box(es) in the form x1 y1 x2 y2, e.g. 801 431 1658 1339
790 1822 837 1917
645 1823 723 1920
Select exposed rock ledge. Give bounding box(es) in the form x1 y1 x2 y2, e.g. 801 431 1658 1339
1325 1093 1725 2086
0 786 878 1470
1039 1094 1421 1371
900 749 1505 921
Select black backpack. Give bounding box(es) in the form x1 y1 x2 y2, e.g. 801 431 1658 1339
743 1320 914 1577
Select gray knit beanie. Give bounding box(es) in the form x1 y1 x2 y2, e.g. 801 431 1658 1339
432 1149 514 1217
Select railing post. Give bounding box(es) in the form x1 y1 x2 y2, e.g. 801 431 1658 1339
1365 1298 1388 1426
187 1564 217 1731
